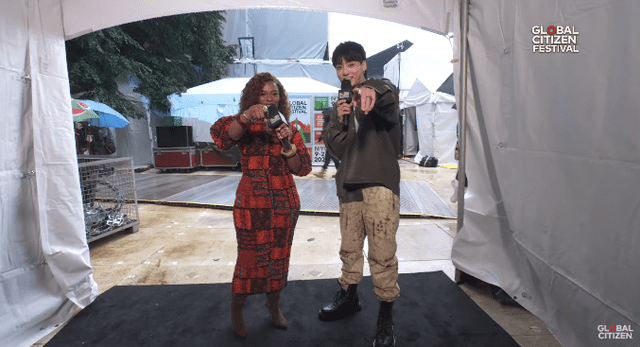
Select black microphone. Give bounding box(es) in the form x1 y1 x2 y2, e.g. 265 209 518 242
338 79 353 126
338 79 353 104
267 104 291 149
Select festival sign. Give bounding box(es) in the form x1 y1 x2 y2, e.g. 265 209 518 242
289 98 312 145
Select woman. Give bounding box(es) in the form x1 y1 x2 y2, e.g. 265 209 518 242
210 73 312 338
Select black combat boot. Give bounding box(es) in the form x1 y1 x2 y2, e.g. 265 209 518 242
318 283 361 321
373 301 395 347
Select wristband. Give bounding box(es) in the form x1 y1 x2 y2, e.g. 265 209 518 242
236 113 249 128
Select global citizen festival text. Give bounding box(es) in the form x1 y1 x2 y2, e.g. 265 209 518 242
597 325 634 340
532 26 579 53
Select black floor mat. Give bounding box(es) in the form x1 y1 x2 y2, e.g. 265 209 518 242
45 271 518 347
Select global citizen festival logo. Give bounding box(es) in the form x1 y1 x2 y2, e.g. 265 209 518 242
597 324 634 340
531 25 579 53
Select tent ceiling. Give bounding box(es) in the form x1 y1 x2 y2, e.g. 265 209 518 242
61 0 454 40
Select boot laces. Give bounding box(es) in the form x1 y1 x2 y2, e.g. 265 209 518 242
376 311 393 337
334 289 347 303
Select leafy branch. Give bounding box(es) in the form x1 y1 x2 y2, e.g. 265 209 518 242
66 11 237 118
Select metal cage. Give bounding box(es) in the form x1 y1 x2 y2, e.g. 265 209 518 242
78 156 140 242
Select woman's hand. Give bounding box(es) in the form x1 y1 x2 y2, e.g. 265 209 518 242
242 104 268 122
276 123 295 143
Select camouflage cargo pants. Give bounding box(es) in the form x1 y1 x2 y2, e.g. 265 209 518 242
338 186 400 302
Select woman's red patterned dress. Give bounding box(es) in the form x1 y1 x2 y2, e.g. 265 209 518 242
211 116 312 294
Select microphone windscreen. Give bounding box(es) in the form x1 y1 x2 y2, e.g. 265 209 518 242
268 104 280 119
266 104 291 148
339 79 353 104
341 79 352 91
267 104 285 128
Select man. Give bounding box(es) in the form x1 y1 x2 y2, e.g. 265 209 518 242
319 41 401 347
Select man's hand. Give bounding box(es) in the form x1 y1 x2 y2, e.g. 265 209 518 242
335 99 352 123
354 87 376 115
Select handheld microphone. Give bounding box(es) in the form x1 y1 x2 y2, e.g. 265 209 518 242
338 79 353 104
267 104 291 149
338 79 353 126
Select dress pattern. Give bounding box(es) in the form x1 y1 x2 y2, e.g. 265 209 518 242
211 116 312 294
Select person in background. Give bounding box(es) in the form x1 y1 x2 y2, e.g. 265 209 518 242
74 121 90 155
319 41 401 347
89 127 115 155
74 121 116 155
314 108 340 178
210 72 312 339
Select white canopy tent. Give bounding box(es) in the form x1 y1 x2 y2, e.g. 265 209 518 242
185 76 339 95
383 38 457 164
399 79 458 166
169 76 338 143
384 40 458 165
2 2 639 347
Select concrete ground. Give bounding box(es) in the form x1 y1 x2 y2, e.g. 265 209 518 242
33 159 563 346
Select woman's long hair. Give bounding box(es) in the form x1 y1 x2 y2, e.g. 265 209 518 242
239 72 291 121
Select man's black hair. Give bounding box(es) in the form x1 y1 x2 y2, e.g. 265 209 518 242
332 41 367 69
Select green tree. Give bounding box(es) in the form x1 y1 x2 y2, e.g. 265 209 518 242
66 11 236 118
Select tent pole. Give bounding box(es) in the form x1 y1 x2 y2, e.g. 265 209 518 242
456 0 469 232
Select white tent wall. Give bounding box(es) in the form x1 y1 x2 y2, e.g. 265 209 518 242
115 117 155 166
222 9 340 86
402 107 419 156
223 9 328 60
413 102 457 166
4 1 640 347
112 74 156 167
451 1 640 347
1 0 99 346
